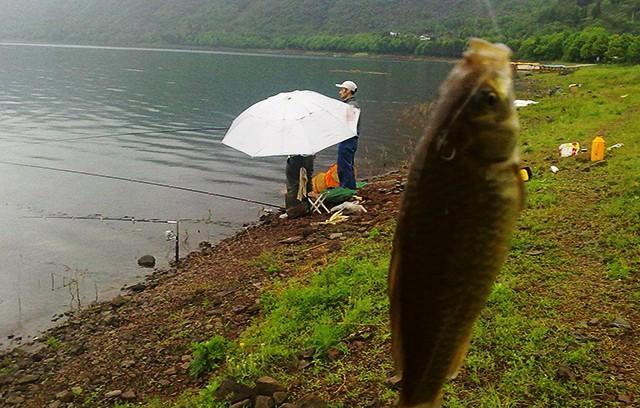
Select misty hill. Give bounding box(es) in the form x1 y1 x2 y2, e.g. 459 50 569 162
1 0 640 61
2 0 639 43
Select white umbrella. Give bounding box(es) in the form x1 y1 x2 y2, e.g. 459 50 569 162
222 90 360 157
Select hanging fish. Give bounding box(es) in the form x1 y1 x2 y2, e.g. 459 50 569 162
389 38 524 407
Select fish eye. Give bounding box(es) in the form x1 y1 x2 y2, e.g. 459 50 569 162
486 91 498 107
470 89 500 113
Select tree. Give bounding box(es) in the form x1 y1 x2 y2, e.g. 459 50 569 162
626 36 640 62
606 34 631 62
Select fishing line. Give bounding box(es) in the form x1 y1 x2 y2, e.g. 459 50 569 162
2 126 230 149
479 0 501 35
0 160 285 210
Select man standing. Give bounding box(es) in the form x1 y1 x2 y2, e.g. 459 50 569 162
335 80 360 190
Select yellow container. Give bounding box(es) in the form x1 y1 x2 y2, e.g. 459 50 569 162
590 136 606 161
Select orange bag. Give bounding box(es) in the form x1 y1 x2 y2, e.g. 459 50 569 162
324 163 340 188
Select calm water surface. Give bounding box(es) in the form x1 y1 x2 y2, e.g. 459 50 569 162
0 43 451 347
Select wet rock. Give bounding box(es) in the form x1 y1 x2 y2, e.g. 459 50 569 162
296 395 328 407
255 395 275 408
105 390 123 398
138 255 156 268
255 376 286 395
56 389 74 402
273 391 288 404
214 379 255 404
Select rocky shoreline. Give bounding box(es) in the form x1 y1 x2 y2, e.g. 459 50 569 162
0 170 406 408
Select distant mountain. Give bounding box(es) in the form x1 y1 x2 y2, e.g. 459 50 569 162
1 0 640 60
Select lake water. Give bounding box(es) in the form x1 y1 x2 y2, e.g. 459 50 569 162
0 42 451 347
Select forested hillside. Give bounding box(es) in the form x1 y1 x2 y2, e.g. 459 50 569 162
1 0 640 61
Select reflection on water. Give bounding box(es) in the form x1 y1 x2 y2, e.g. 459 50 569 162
0 42 451 348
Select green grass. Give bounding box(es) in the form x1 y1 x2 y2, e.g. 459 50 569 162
190 335 234 378
143 65 639 408
45 336 63 350
251 251 283 275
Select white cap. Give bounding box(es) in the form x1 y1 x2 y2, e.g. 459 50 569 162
335 80 358 92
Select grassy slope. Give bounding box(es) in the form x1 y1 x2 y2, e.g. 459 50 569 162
132 65 639 408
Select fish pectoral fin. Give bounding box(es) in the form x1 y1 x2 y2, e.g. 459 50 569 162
447 333 472 380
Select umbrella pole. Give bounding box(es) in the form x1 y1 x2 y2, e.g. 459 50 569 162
175 220 180 267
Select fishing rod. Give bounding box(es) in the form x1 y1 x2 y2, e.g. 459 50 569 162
22 214 185 223
25 214 186 265
3 126 230 148
0 160 285 210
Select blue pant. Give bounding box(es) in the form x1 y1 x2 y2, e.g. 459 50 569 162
337 136 358 189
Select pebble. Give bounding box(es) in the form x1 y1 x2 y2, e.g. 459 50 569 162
6 396 25 405
137 255 156 268
273 391 288 404
56 390 74 402
609 317 632 330
326 347 343 361
255 375 286 395
255 395 275 408
16 374 40 385
229 400 251 408
105 390 123 398
385 374 402 389
121 359 136 368
121 390 137 400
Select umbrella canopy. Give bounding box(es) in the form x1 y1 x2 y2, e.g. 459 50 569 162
222 90 360 157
